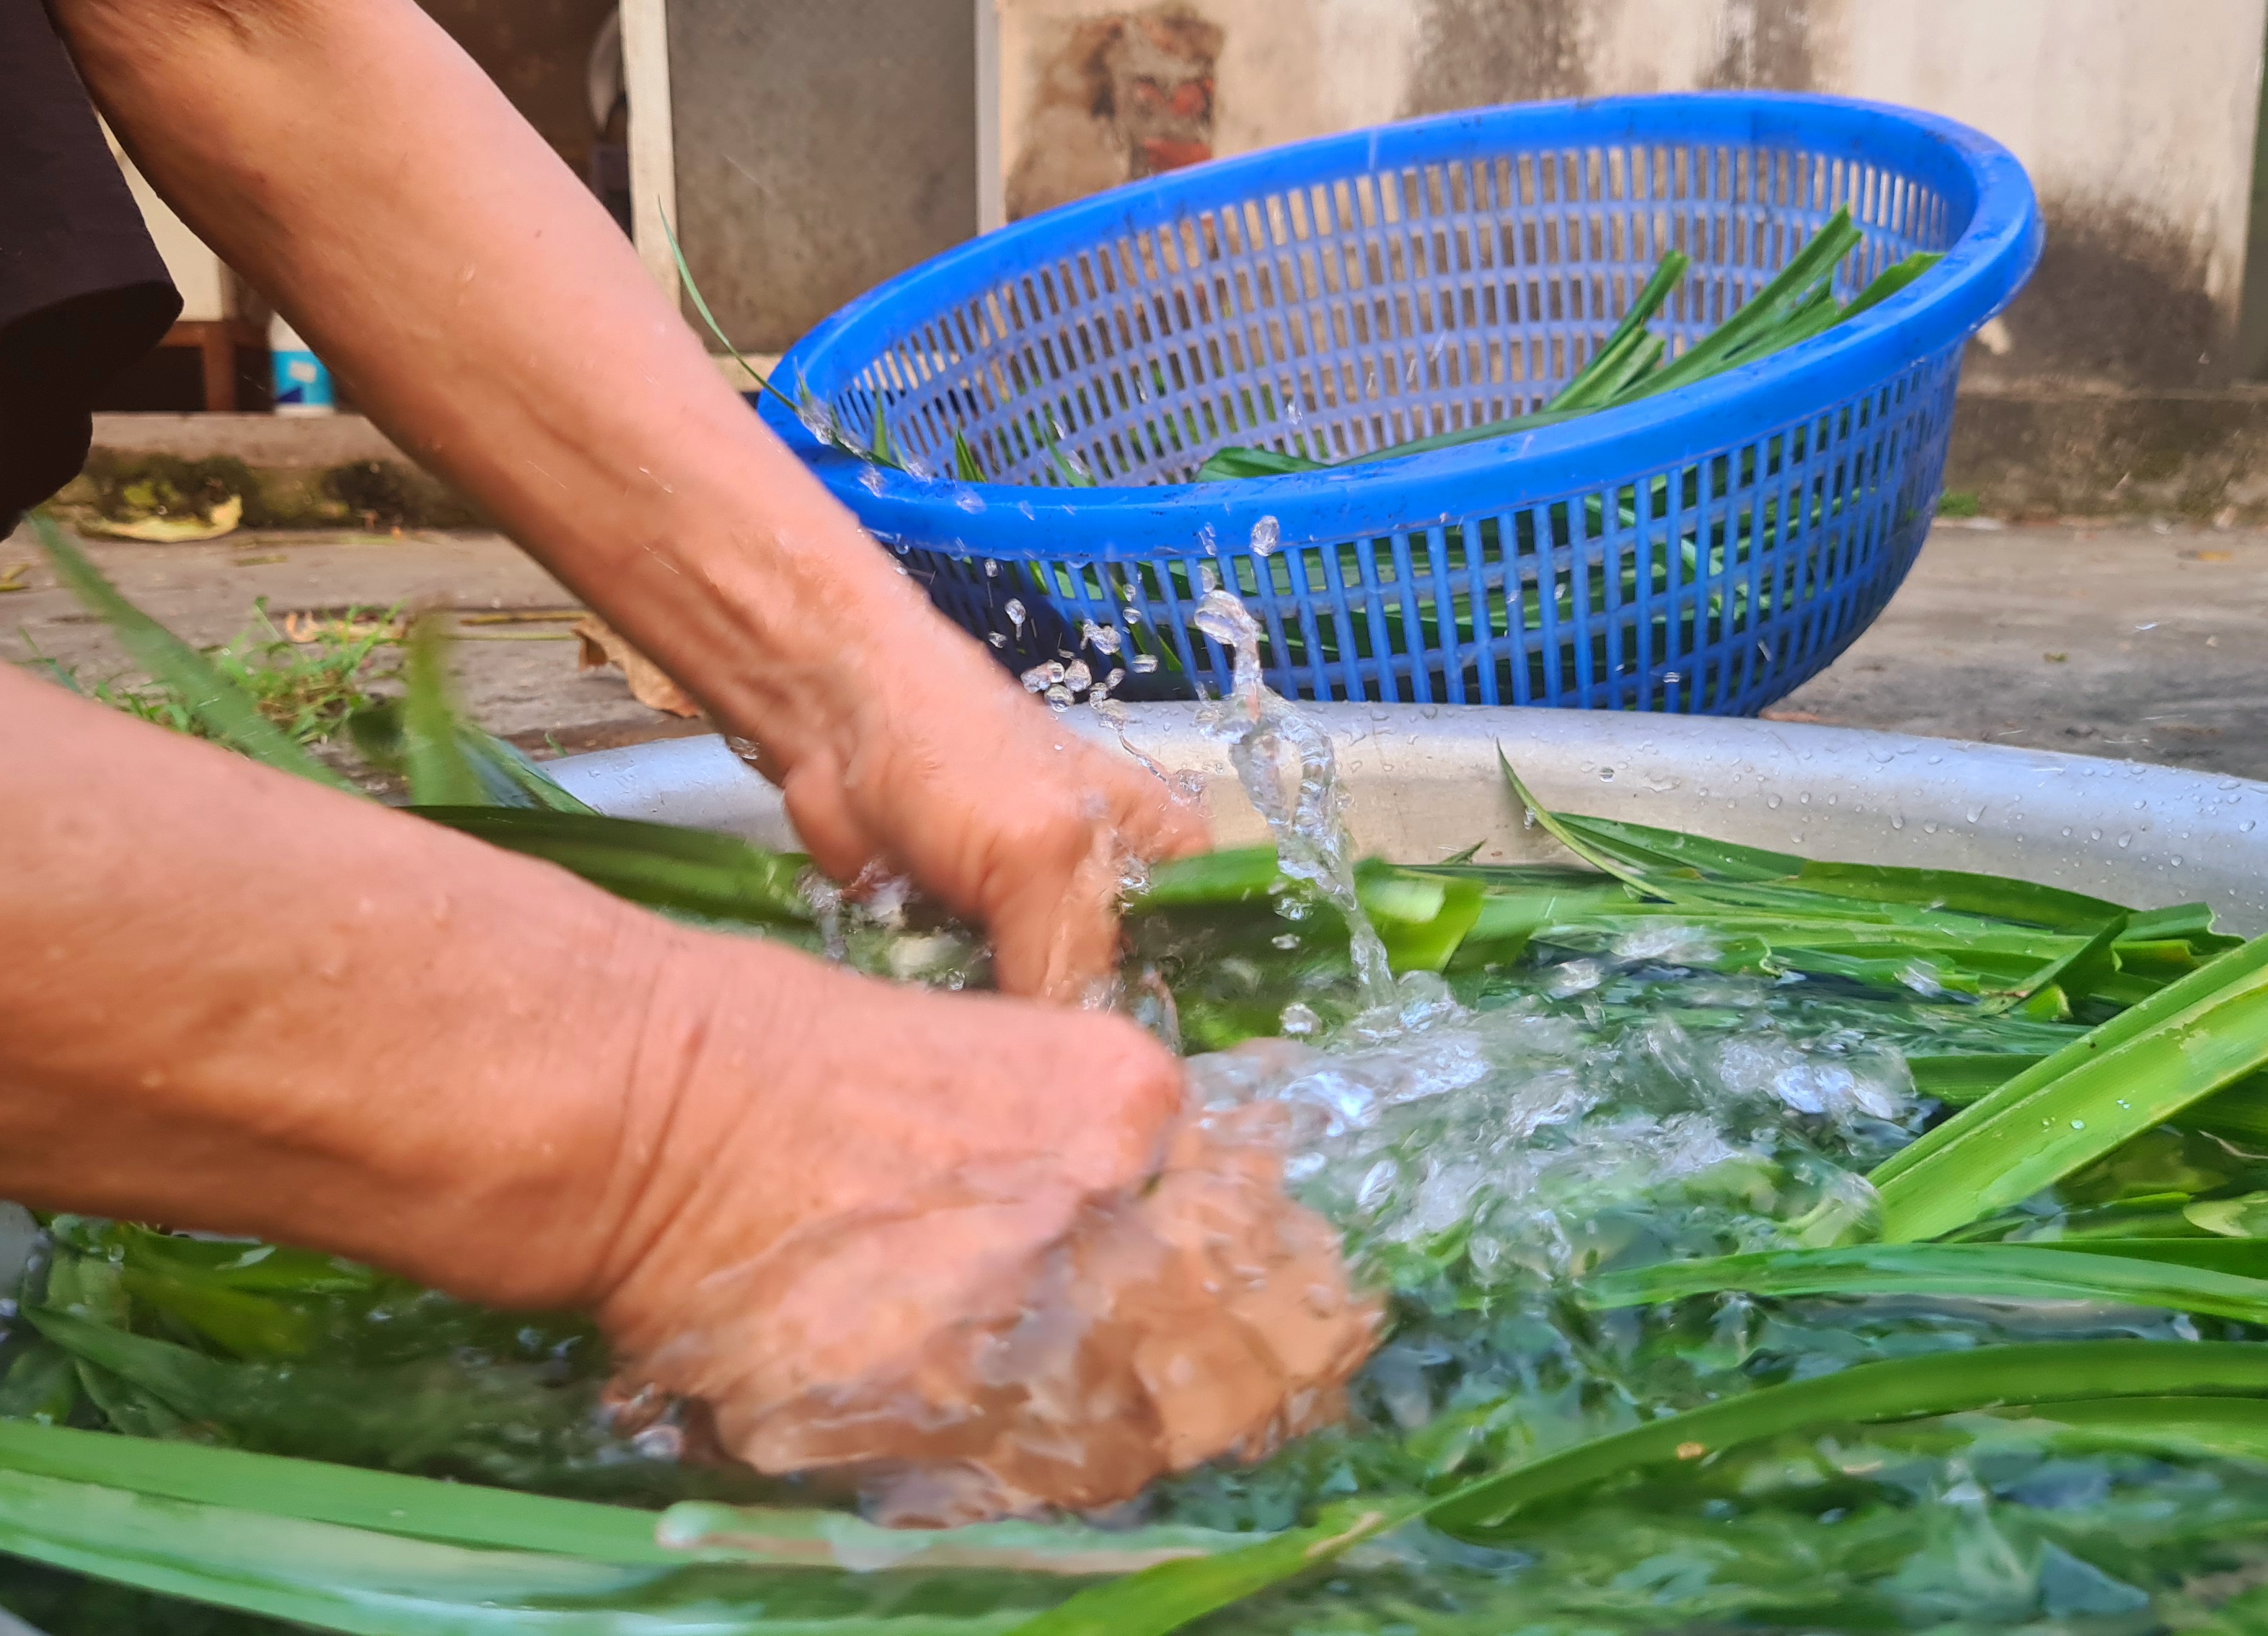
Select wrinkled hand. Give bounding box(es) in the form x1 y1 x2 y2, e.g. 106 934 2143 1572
581 935 1379 1523
749 611 1206 1000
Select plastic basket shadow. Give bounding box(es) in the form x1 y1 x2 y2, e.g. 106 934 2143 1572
762 92 2040 712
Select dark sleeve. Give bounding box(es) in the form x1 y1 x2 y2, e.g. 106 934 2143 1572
0 0 182 518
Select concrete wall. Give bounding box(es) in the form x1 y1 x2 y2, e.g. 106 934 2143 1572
995 0 2268 390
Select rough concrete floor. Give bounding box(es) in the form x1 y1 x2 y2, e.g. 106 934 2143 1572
4 516 2266 779
0 523 694 755
1774 517 2268 779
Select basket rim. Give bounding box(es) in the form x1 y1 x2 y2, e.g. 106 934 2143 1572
760 89 2042 559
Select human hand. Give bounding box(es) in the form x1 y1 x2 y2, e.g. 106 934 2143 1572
573 932 1378 1523
751 611 1207 1001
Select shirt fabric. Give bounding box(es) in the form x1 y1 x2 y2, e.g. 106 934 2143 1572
1 0 181 519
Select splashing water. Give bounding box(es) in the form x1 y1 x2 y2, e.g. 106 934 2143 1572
1193 589 1396 1009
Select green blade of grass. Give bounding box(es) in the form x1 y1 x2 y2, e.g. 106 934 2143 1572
1580 1241 2268 1327
1543 250 1690 413
28 511 356 793
1840 250 1945 320
0 1466 1056 1636
1429 1341 2268 1541
1002 1500 1418 1636
1020 1342 2268 1632
408 806 811 927
2034 1237 2268 1277
1498 747 1675 899
0 1419 1243 1582
397 617 487 806
0 1420 668 1563
658 207 808 428
1622 208 1863 401
1871 936 2268 1240
952 428 987 483
1193 445 1328 480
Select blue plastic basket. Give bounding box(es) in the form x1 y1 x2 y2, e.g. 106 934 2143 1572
761 92 2040 713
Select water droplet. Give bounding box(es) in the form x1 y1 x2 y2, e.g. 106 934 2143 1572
1043 683 1075 709
1891 814 1905 830
2070 1119 2086 1130
987 631 1007 649
1199 563 1220 591
954 488 985 514
1922 820 1938 834
1106 667 1126 689
1005 598 1027 631
1965 806 1984 823
2117 833 2132 848
1081 620 1123 656
1020 664 1051 692
1271 933 1301 951
1250 515 1281 557
2248 819 2261 832
985 558 1001 577
1767 794 1782 809
1198 524 1219 556
2090 829 2103 842
857 464 886 495
1599 766 1617 781
1064 659 1093 692
1131 653 1160 674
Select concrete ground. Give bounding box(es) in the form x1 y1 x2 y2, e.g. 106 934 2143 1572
4 516 2265 780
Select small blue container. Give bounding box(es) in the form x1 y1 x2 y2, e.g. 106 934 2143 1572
763 92 2041 713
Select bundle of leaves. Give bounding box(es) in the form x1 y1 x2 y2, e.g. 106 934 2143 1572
13 511 2268 1635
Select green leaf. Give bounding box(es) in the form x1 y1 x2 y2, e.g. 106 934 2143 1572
1003 1500 1416 1636
1497 747 1675 899
952 428 987 483
658 207 804 423
1581 1241 2268 1327
408 806 811 927
1871 935 2268 1241
870 399 896 465
1193 445 1328 481
28 511 356 793
1839 250 1944 320
1543 250 1690 413
1907 1053 2041 1104
397 619 486 807
1429 1341 2268 1541
1130 847 1283 907
0 1464 1059 1635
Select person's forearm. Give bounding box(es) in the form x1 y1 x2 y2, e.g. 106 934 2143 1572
52 0 940 772
0 666 714 1307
